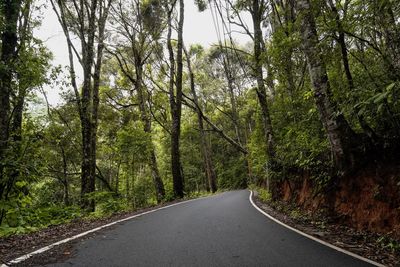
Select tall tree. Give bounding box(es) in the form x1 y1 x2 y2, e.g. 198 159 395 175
216 0 278 183
109 0 165 202
297 0 358 173
184 46 218 193
207 46 245 145
51 0 113 211
250 0 278 177
0 0 51 224
0 0 22 224
327 0 354 91
166 0 184 198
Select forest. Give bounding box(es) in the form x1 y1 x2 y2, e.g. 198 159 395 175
0 0 399 241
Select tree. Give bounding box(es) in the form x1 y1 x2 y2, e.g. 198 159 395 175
51 0 113 211
184 45 217 193
296 0 358 174
0 0 22 224
41 102 82 206
0 0 52 224
207 45 248 145
250 0 277 168
166 0 184 198
221 0 277 175
108 0 165 202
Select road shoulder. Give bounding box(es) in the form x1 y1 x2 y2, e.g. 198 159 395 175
250 189 398 267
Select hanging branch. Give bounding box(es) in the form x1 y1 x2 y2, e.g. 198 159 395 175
182 93 248 155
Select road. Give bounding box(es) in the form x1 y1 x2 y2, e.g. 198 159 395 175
46 190 372 267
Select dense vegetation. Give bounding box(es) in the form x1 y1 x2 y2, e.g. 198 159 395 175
0 0 399 236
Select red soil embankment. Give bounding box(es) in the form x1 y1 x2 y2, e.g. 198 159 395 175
276 165 400 238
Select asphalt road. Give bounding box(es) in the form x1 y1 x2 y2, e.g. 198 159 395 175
46 190 372 267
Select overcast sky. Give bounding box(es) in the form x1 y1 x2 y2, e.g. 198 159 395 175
34 0 251 105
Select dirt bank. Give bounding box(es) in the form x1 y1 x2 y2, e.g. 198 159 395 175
274 163 400 238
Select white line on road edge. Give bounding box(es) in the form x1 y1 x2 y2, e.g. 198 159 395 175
1 195 214 267
249 190 385 267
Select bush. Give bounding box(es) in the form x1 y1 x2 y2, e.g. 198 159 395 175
257 187 272 202
86 191 127 215
0 205 82 237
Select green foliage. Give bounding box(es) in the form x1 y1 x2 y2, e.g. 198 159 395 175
0 205 81 237
215 155 247 189
354 82 400 138
117 122 152 162
247 110 268 183
377 235 400 253
180 120 206 192
86 191 127 215
163 181 176 202
141 0 165 39
257 187 272 203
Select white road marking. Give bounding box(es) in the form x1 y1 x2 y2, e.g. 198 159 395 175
249 190 385 267
1 195 214 267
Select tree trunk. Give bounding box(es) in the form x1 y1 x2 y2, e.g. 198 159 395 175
0 0 22 225
251 0 277 172
80 110 95 211
149 150 165 201
196 99 218 193
116 160 121 194
328 0 354 91
11 87 25 143
60 145 70 206
381 2 400 79
136 62 165 202
167 0 184 198
221 51 253 180
184 47 218 193
222 58 242 144
52 0 112 212
80 42 96 210
3 86 26 203
297 0 358 174
79 0 97 211
328 0 378 142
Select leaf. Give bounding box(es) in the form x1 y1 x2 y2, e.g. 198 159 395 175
377 103 385 114
386 82 396 92
353 102 365 110
357 107 366 117
15 181 28 188
373 92 388 104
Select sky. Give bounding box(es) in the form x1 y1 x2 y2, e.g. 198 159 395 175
34 0 251 106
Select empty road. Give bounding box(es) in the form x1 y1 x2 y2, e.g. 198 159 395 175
45 190 372 266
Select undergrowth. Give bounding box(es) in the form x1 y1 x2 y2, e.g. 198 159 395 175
0 190 214 238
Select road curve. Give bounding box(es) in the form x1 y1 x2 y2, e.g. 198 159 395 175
46 190 371 267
